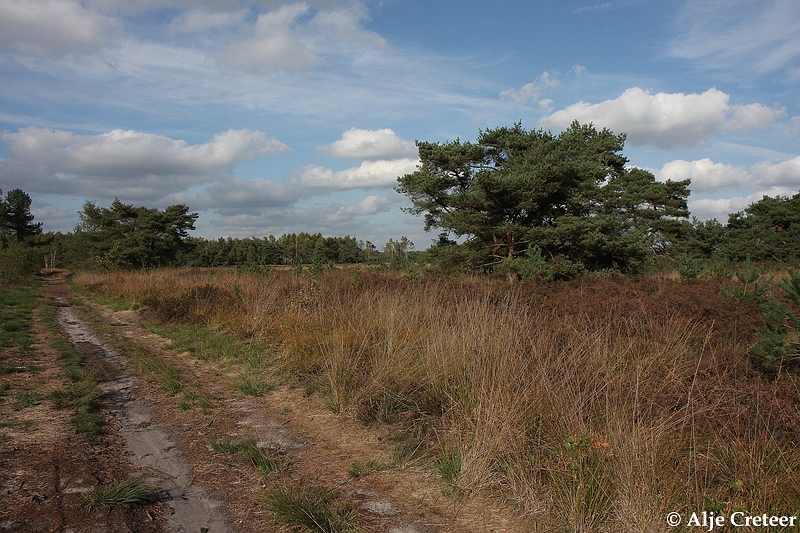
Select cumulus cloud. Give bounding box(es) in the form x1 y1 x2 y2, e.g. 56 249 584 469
655 156 800 194
0 0 115 56
688 196 752 221
725 103 787 131
306 3 386 54
539 88 786 149
656 159 751 193
500 72 560 108
291 158 418 190
183 177 303 216
210 194 395 237
0 127 290 201
222 3 318 73
322 128 417 160
689 185 799 221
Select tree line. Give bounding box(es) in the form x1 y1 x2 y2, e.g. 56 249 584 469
399 122 800 278
2 121 799 279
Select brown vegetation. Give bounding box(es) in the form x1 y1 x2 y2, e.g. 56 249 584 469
73 268 800 531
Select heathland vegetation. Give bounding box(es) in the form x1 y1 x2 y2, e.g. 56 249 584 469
70 266 800 530
2 123 800 530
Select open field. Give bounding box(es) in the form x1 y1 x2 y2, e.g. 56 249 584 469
63 266 800 532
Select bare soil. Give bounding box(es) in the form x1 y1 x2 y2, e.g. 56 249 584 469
2 275 532 532
1 278 166 532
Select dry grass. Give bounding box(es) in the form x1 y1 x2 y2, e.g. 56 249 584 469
73 268 800 531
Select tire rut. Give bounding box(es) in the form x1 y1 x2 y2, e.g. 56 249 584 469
53 294 232 533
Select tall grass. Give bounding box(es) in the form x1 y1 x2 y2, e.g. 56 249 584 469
73 268 800 530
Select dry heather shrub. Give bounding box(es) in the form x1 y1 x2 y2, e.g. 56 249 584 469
74 268 800 530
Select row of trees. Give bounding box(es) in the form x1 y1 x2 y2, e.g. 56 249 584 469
3 121 798 277
50 199 415 270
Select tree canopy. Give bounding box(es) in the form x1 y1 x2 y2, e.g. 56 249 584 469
1 188 43 242
397 122 690 277
719 193 800 262
75 199 198 269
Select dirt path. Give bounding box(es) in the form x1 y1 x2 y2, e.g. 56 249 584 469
54 291 232 533
0 279 166 533
4 275 531 533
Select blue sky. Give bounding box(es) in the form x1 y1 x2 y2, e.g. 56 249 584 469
1 0 799 249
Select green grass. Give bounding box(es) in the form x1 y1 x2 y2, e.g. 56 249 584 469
128 344 183 395
0 278 38 354
434 448 462 486
347 459 386 479
148 323 264 363
210 436 290 473
82 478 155 509
71 409 103 435
234 372 275 396
210 436 245 454
240 439 290 474
0 382 9 396
42 295 104 436
265 486 358 533
13 390 40 409
50 376 101 409
68 282 132 311
0 364 25 375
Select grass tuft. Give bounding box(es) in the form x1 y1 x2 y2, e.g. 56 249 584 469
13 390 40 410
434 448 462 486
234 373 275 396
265 485 358 533
210 436 244 454
82 478 155 509
347 459 385 479
240 439 290 474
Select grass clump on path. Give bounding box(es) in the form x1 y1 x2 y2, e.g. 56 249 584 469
83 478 155 509
265 485 358 533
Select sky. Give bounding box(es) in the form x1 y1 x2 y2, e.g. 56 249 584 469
1 0 799 249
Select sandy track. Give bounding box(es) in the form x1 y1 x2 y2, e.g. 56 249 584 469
55 298 232 533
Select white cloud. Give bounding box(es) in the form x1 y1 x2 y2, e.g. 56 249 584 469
0 127 290 200
540 88 787 149
655 156 800 194
222 3 318 73
725 103 787 131
500 72 560 108
322 128 417 160
209 193 396 237
0 0 115 57
688 196 751 221
178 177 303 216
689 186 799 221
168 8 247 34
328 194 392 219
656 159 751 193
291 158 418 190
306 3 387 54
751 156 800 188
